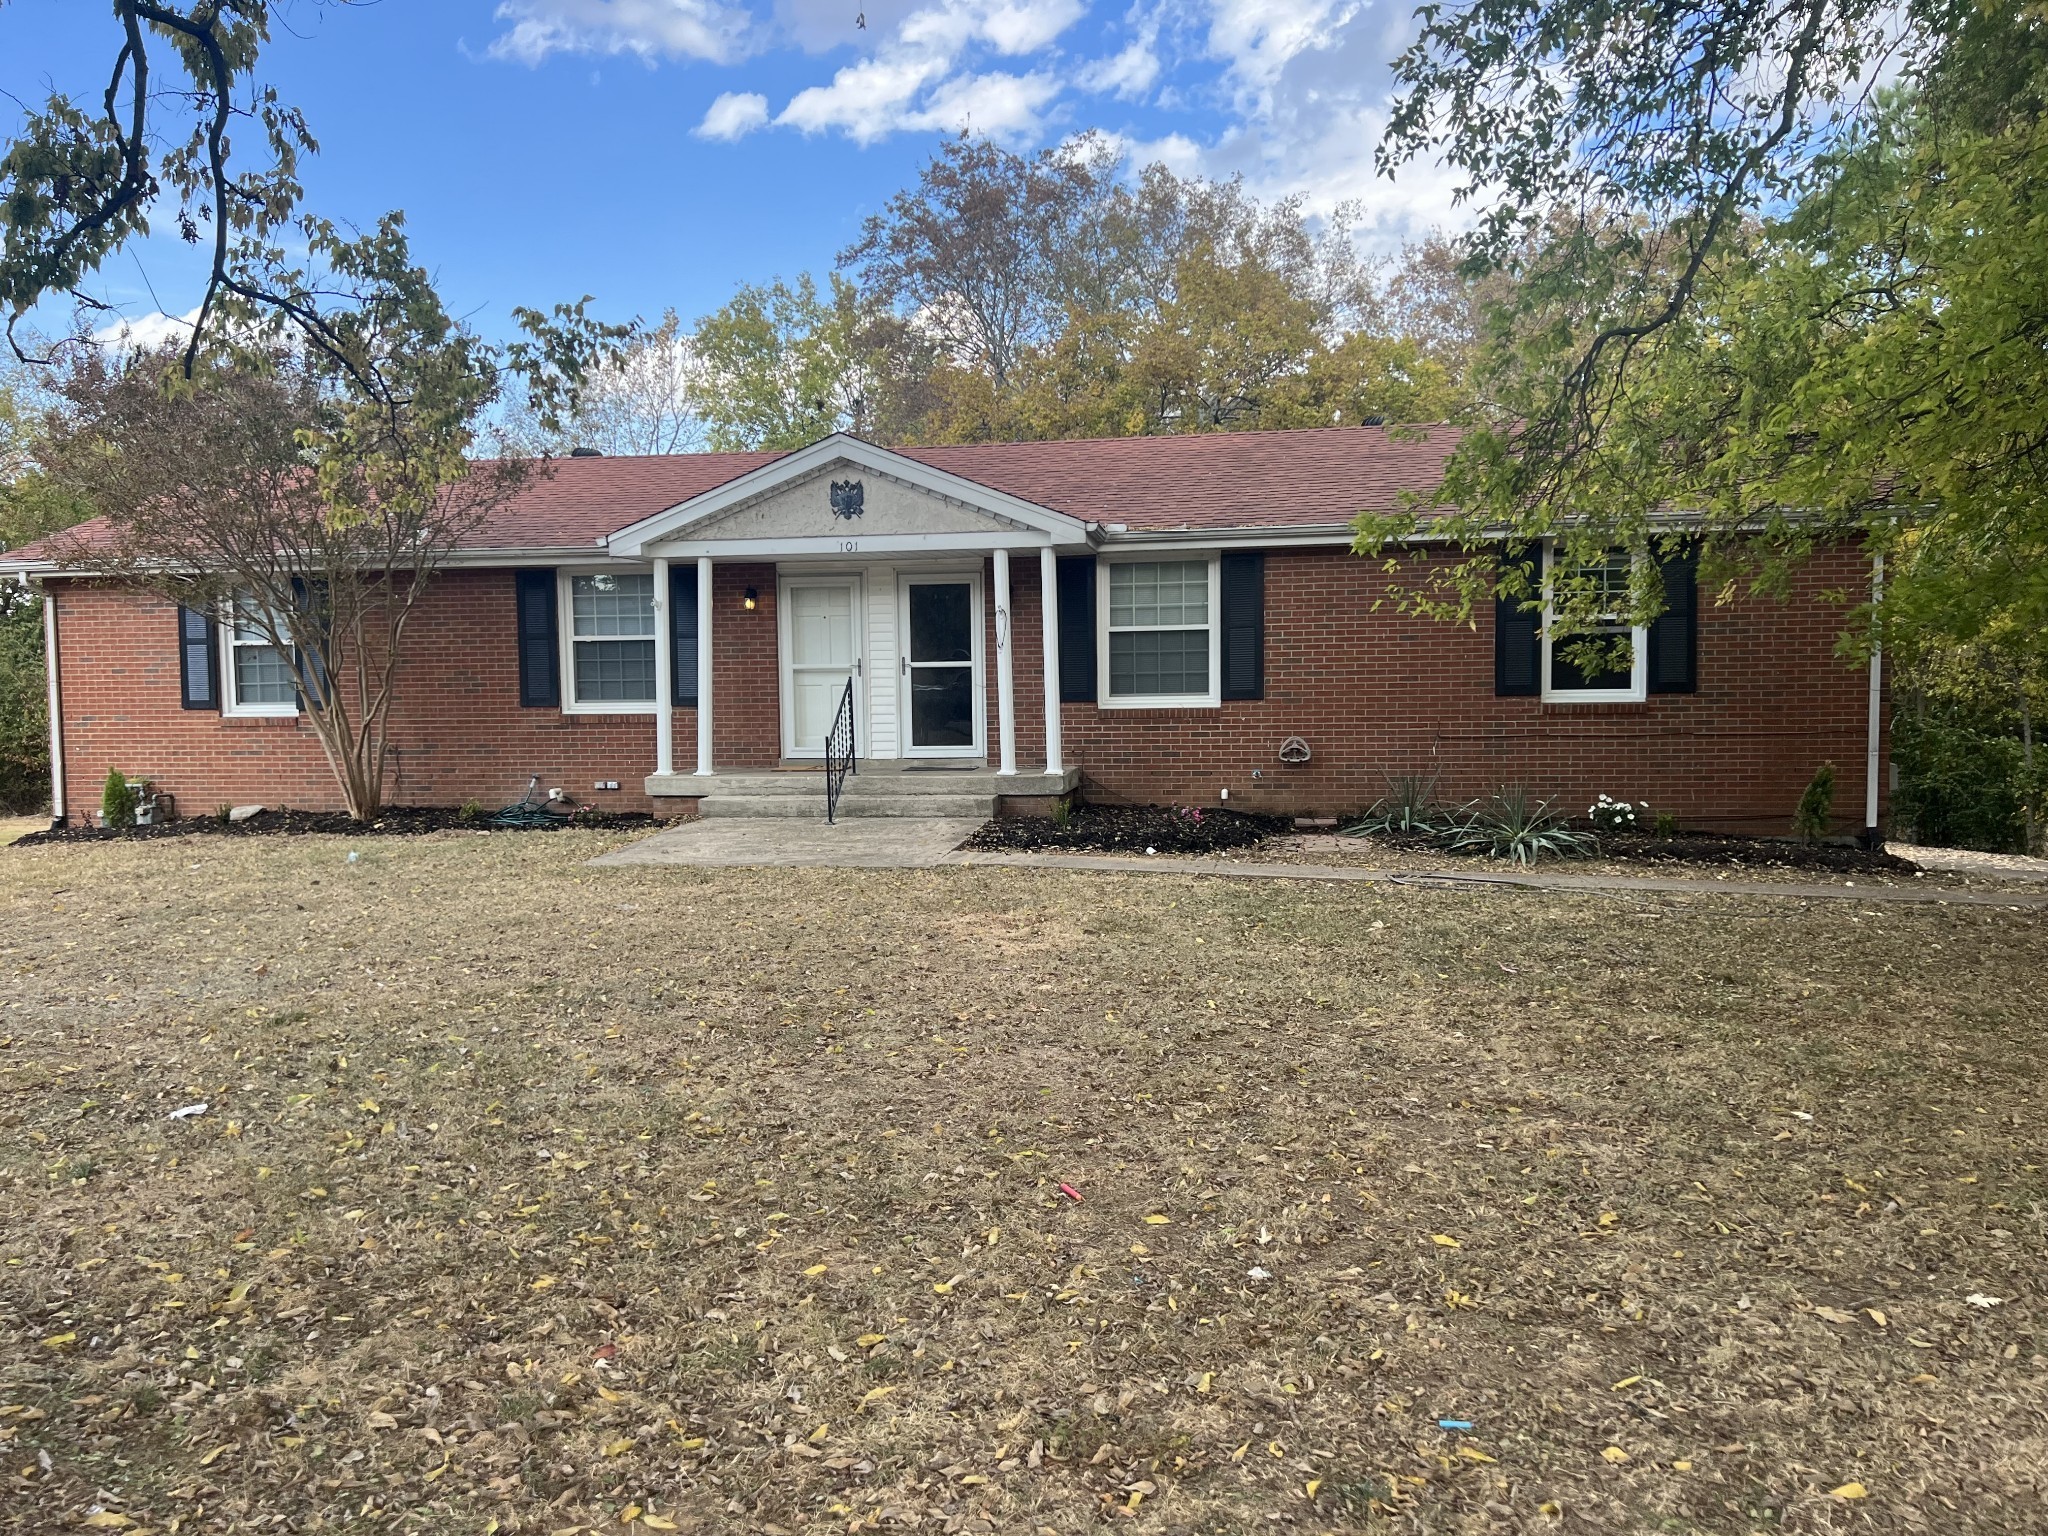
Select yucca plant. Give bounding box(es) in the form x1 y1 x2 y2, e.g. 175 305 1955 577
1445 786 1595 866
1344 771 1456 837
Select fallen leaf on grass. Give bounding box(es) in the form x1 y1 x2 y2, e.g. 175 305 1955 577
1601 1447 1630 1464
855 1333 887 1348
1831 1482 1869 1499
1610 1376 1641 1390
1431 1234 1461 1248
803 1264 828 1277
80 1516 135 1529
1864 1308 1889 1327
603 1437 635 1456
1814 1307 1857 1325
641 1518 678 1531
197 1445 233 1466
1142 1215 1172 1225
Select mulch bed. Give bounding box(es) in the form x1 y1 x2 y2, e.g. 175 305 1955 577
970 804 1922 875
11 805 655 847
965 802 1291 854
1587 830 1921 874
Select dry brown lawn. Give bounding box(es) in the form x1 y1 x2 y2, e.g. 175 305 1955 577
1 830 2043 1536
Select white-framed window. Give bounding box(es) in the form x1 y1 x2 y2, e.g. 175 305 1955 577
1098 555 1221 708
222 593 299 717
560 568 660 714
1541 545 1647 703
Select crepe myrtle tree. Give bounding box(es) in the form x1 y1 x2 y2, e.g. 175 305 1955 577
40 224 624 821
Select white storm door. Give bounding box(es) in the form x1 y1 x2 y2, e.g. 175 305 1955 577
781 577 862 758
898 575 984 757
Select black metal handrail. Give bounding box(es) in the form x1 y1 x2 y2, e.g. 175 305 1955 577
823 675 857 823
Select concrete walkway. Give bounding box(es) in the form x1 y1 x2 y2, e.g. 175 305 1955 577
592 819 2048 906
587 816 988 870
945 850 2048 907
1890 842 2048 884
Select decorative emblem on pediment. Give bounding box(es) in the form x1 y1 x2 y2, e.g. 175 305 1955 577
829 479 865 519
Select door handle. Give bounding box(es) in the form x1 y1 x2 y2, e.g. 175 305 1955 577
901 655 908 676
855 658 862 678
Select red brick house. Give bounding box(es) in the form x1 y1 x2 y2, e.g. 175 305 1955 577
3 426 1886 834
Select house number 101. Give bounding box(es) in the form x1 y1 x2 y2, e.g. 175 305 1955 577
839 539 860 553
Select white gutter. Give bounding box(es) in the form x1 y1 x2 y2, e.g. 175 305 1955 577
40 579 65 827
1866 553 1884 837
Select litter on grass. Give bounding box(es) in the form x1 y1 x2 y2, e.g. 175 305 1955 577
167 1102 208 1120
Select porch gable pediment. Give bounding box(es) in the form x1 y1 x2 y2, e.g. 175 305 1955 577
605 434 1090 556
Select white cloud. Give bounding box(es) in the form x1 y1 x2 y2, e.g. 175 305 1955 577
490 0 755 66
696 90 771 138
773 0 1080 144
1077 8 1158 99
92 307 202 352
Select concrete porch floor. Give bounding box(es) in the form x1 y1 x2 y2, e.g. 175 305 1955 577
586 816 987 869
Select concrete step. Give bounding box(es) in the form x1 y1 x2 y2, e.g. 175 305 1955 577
699 792 996 819
691 773 995 798
646 766 1078 803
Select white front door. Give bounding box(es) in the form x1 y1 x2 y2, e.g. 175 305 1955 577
781 576 863 758
898 574 984 757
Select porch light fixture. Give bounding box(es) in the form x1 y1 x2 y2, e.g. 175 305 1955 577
743 587 758 611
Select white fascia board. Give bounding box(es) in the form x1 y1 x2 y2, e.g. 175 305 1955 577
647 529 1057 560
603 433 1092 556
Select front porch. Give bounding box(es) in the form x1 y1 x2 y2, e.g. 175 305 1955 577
610 435 1097 818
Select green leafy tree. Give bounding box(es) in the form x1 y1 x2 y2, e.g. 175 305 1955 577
1364 0 2048 669
688 274 888 451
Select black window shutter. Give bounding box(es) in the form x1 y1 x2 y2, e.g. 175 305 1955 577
1056 556 1096 703
670 564 698 708
177 603 220 711
1219 551 1265 701
516 568 560 708
1494 546 1541 696
1647 543 1698 694
291 576 332 707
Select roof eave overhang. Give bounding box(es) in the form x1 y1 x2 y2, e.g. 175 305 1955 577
602 433 1093 557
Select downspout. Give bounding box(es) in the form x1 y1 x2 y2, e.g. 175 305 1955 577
40 578 66 827
1865 553 1883 844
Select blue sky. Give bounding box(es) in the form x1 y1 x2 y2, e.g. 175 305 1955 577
3 0 1464 346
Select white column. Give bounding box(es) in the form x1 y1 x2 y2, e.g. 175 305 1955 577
695 556 715 776
652 558 674 778
1039 545 1062 776
993 548 1017 777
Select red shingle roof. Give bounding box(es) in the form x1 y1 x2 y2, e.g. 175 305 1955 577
4 425 1460 564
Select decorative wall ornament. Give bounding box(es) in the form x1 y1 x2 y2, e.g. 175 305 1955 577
1277 736 1312 764
829 479 865 520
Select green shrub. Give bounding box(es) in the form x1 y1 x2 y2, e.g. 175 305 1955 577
1892 713 2032 852
0 596 48 814
1793 761 1837 843
1445 786 1594 866
101 768 138 830
458 798 485 823
1653 811 1680 838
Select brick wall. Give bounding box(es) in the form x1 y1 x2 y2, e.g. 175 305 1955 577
980 544 1885 835
48 544 1885 835
48 564 783 819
